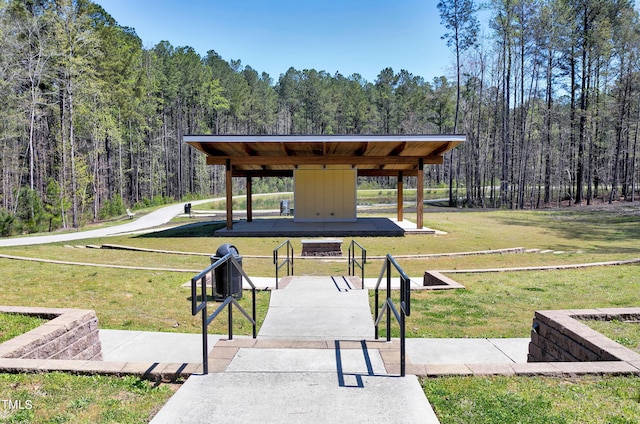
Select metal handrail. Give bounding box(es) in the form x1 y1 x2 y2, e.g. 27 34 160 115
373 254 411 376
191 253 257 374
348 239 367 289
273 239 294 289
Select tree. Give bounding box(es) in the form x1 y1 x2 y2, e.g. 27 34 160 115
276 67 302 134
374 68 398 134
609 0 639 203
3 0 640 229
7 1 55 191
87 4 144 216
241 66 276 134
491 0 516 207
438 0 479 207
52 0 101 227
438 0 479 133
561 0 614 204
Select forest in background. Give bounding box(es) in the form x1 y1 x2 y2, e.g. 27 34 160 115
0 0 639 235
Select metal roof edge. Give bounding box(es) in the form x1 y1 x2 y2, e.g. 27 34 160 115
183 134 466 143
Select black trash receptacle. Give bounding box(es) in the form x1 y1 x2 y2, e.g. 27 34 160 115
280 199 289 216
184 203 192 215
211 244 243 300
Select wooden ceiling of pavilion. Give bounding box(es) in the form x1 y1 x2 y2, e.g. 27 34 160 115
184 134 464 177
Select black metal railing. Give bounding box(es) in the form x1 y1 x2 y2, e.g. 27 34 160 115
374 254 411 376
348 239 367 289
273 239 294 289
191 253 257 374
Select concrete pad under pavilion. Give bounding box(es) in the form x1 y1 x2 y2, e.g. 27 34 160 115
211 217 437 237
184 134 464 231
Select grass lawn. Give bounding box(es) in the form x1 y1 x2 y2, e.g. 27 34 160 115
375 265 640 339
0 372 176 423
0 263 270 334
0 313 46 343
584 319 640 354
0 201 639 422
422 375 640 423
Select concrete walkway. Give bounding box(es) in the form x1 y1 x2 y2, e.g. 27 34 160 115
257 276 374 340
100 330 529 366
96 276 529 424
149 276 441 423
0 199 217 247
0 198 431 247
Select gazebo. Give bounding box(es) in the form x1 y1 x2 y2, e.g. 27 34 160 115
184 134 464 231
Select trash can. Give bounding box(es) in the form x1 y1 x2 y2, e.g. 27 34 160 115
280 199 289 216
211 244 243 300
184 203 192 215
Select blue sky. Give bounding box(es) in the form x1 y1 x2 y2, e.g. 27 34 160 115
101 0 459 84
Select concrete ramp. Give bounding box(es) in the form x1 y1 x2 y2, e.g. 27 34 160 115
150 372 437 424
258 276 374 340
150 275 441 423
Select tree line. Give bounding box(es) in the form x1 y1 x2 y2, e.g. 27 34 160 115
1 0 639 235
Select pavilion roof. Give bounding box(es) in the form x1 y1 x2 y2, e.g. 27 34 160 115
184 134 464 176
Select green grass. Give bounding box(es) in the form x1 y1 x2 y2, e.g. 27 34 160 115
1 201 640 422
0 263 269 335
584 319 640 354
0 313 47 343
375 265 640 339
356 188 448 204
1 205 639 337
202 193 294 211
422 375 640 424
0 372 175 423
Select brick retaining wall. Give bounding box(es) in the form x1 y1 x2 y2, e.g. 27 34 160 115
528 308 640 363
0 306 102 361
3 305 640 381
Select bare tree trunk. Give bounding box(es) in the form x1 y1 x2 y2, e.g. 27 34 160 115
632 117 638 202
501 34 512 208
59 88 68 228
544 50 553 205
68 76 78 228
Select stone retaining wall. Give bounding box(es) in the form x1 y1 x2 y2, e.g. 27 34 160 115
301 239 343 256
423 271 466 290
528 308 640 363
0 306 102 361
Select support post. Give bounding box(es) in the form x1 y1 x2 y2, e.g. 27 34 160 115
226 159 233 230
386 258 392 342
397 171 404 222
201 303 208 374
247 176 253 222
227 260 233 340
417 158 424 229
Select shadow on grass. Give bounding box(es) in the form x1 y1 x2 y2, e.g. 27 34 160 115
496 204 640 253
136 221 226 238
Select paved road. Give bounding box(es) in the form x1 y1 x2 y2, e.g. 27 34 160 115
0 199 219 247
